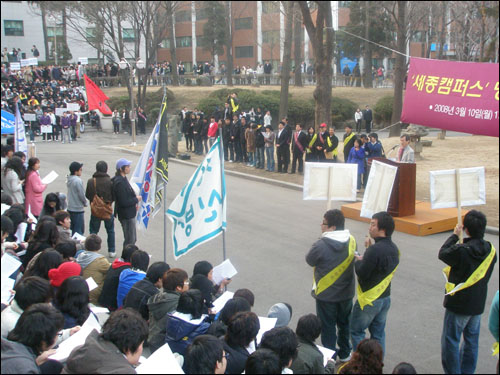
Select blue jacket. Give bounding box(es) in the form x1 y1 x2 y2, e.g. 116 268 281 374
117 269 146 308
165 313 210 356
366 141 383 157
347 147 365 174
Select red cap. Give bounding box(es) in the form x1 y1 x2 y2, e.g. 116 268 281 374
48 262 82 287
320 123 327 128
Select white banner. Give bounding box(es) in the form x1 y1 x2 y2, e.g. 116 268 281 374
10 62 20 71
20 58 38 67
14 104 28 159
66 103 80 111
303 162 357 202
23 113 37 122
167 138 226 260
78 57 88 65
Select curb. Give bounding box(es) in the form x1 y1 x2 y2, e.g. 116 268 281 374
102 145 499 236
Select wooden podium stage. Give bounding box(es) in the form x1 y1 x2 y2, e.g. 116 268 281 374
341 201 468 236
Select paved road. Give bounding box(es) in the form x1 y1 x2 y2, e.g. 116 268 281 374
32 128 499 374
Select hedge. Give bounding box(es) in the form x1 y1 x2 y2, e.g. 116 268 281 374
374 95 393 125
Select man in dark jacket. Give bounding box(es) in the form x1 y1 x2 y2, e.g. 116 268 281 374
231 115 242 163
276 120 292 174
439 210 497 374
111 158 140 248
291 123 308 174
86 161 115 258
306 209 357 362
350 211 399 357
343 125 356 163
222 118 234 162
363 105 373 133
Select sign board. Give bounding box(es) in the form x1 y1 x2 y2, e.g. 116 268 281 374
360 160 398 218
55 108 67 116
23 113 37 122
9 62 20 71
20 58 38 67
1 110 15 134
78 57 89 65
66 103 80 111
303 162 357 202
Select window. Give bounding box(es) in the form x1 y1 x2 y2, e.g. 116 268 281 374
262 1 279 14
175 10 190 23
263 30 279 44
339 1 351 8
47 26 63 38
4 20 23 36
235 46 253 58
161 39 171 49
176 36 192 48
122 28 136 42
196 36 208 48
85 27 97 42
196 7 209 20
411 31 424 43
235 17 253 30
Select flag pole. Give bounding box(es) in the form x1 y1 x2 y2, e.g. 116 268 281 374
218 125 227 261
163 82 168 263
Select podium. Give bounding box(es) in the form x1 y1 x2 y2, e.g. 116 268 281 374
369 157 416 217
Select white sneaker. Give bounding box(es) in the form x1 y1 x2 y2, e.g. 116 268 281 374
108 252 116 258
338 353 352 363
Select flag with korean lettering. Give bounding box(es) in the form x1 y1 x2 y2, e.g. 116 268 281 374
167 137 226 260
14 102 28 159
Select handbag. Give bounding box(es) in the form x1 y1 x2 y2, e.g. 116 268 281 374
90 178 113 220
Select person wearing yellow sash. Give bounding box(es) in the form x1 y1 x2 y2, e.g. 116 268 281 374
439 210 497 374
305 126 318 162
306 209 357 363
488 290 499 371
350 212 399 357
325 127 339 163
342 125 356 163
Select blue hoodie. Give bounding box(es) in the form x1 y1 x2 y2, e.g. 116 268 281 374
165 312 210 356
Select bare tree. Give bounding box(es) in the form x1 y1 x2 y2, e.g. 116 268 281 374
299 1 334 129
363 1 372 88
293 3 303 87
164 1 180 86
224 1 234 87
279 1 294 120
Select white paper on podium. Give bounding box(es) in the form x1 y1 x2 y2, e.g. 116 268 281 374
136 343 184 374
316 345 336 366
49 313 101 361
212 259 238 286
430 167 486 209
303 162 357 201
256 317 277 344
41 171 58 184
211 291 234 314
360 160 398 218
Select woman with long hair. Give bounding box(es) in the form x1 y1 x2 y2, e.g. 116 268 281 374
22 217 59 269
338 339 384 374
23 248 63 280
54 276 93 329
24 157 47 217
39 192 62 219
2 156 25 204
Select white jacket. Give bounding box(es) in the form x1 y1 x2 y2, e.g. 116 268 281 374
1 169 24 204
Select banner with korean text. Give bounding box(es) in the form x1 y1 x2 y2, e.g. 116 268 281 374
401 57 499 137
167 138 226 260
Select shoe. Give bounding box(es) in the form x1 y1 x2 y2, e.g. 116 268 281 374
108 252 116 258
338 353 352 363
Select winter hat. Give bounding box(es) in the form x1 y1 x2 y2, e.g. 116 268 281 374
267 302 293 327
48 262 82 287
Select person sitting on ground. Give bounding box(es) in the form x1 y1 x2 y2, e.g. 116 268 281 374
267 302 293 327
259 326 299 374
290 313 336 374
116 249 149 309
184 334 227 374
245 348 282 375
54 241 78 262
2 303 65 374
392 362 417 374
23 248 62 280
165 289 211 356
123 261 170 321
48 261 82 291
39 193 62 219
54 276 95 329
147 267 189 353
190 260 232 313
22 217 59 268
63 308 148 374
338 338 384 374
98 244 137 311
234 288 255 308
54 210 84 252
223 311 260 374
76 234 110 304
207 297 251 338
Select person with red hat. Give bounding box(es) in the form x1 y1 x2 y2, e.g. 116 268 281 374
48 262 82 289
315 123 328 162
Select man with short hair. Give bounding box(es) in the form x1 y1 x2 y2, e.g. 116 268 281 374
306 209 357 362
363 105 373 133
291 123 308 174
350 211 400 356
396 135 415 163
67 161 87 236
343 125 356 163
185 335 227 374
276 121 292 174
260 326 299 373
439 210 497 374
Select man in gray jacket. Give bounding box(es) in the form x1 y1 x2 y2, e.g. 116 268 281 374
67 161 87 235
306 209 357 363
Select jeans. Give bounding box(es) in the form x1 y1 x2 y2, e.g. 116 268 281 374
234 142 243 162
119 217 136 248
89 214 115 253
316 298 353 359
256 147 265 168
441 309 481 374
265 147 275 171
247 151 255 166
68 211 85 236
209 137 216 148
351 296 391 356
61 128 71 143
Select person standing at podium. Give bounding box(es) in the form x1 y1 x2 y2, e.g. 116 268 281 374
396 135 415 163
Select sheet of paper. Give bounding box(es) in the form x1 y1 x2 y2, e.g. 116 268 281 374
88 304 109 314
317 345 336 366
27 205 37 224
136 342 185 374
1 253 22 278
212 259 238 285
14 222 27 243
49 314 101 361
211 291 234 314
41 170 58 185
72 232 86 242
256 317 277 344
1 277 16 305
86 277 98 292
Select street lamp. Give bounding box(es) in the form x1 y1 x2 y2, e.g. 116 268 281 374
119 57 145 146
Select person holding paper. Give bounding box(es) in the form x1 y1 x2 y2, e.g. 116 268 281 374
190 260 232 314
24 157 47 218
306 209 357 363
439 210 497 374
396 135 415 163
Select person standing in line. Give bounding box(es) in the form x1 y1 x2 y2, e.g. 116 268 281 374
208 116 219 148
61 111 72 144
263 125 275 172
315 123 328 162
69 111 78 141
24 157 47 218
343 125 356 163
363 105 373 133
347 139 365 192
39 110 51 142
276 121 291 174
49 110 58 142
439 210 497 374
325 127 339 163
350 211 400 357
355 108 363 133
112 109 121 134
85 161 116 258
306 209 357 364
291 123 308 174
305 126 318 162
67 161 87 236
112 158 140 248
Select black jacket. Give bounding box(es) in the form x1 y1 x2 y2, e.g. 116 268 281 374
292 130 308 154
439 234 497 315
123 278 159 321
111 175 138 221
223 340 250 375
98 262 131 310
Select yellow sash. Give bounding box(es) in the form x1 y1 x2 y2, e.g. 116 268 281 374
230 98 239 113
343 132 356 146
313 236 356 296
443 244 496 296
326 136 338 157
357 251 400 310
307 134 317 153
492 342 499 356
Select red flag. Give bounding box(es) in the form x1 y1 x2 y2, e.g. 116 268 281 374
84 74 112 115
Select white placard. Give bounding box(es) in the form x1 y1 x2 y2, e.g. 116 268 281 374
49 314 101 361
55 108 67 116
14 222 27 243
136 343 184 374
72 232 86 242
78 57 88 65
211 291 234 314
360 160 398 218
1 253 22 280
317 345 336 366
212 259 237 286
21 58 38 67
66 103 80 112
41 170 58 185
86 277 98 292
303 162 357 201
10 62 20 71
256 316 277 344
40 125 53 134
430 167 486 209
23 113 37 122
